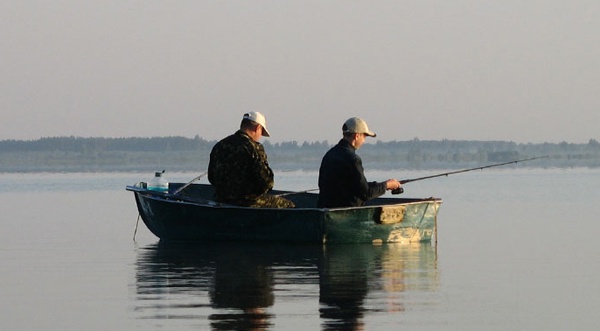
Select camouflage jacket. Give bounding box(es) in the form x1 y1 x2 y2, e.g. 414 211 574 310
208 130 274 203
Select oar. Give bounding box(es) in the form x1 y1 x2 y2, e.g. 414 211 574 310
173 172 208 195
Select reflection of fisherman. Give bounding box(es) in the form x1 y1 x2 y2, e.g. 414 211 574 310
210 262 274 310
208 111 294 208
319 245 371 330
209 247 275 330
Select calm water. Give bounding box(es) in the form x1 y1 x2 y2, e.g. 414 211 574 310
1 169 599 330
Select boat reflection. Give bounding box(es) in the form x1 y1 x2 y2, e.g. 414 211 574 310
134 241 438 330
318 244 438 330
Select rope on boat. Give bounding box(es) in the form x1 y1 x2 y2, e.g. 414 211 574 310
133 214 140 242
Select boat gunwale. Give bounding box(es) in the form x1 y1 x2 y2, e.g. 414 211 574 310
126 184 442 212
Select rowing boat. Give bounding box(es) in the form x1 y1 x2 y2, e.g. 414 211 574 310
126 183 442 244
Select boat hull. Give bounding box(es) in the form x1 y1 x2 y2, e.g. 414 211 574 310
127 183 442 244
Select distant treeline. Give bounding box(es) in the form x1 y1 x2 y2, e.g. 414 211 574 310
1 136 599 172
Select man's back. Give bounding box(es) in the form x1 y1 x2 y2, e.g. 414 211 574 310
317 139 375 208
208 131 274 204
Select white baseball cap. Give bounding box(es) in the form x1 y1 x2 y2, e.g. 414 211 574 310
342 117 376 137
243 111 270 137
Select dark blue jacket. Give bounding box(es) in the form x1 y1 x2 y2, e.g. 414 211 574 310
317 139 386 208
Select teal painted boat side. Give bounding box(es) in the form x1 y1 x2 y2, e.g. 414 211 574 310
321 200 440 244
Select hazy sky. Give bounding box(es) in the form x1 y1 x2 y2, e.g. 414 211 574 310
2 1 598 143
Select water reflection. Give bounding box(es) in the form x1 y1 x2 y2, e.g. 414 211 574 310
134 242 438 330
319 244 438 330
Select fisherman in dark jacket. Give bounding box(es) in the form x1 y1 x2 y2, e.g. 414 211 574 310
208 112 294 208
317 117 401 208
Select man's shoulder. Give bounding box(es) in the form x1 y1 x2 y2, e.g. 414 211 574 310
327 141 355 157
215 132 248 147
212 132 258 157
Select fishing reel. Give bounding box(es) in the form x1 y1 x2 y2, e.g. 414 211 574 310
391 187 404 195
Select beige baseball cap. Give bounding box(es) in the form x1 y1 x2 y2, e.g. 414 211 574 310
243 111 270 137
342 117 376 137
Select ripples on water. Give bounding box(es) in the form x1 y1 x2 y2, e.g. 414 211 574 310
134 242 438 330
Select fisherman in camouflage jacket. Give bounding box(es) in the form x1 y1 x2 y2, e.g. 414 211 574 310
208 112 295 208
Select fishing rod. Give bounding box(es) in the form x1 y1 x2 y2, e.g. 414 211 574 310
173 171 208 195
391 156 548 194
276 188 320 197
279 156 548 197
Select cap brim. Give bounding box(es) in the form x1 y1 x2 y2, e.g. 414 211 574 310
261 126 271 137
365 131 376 137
